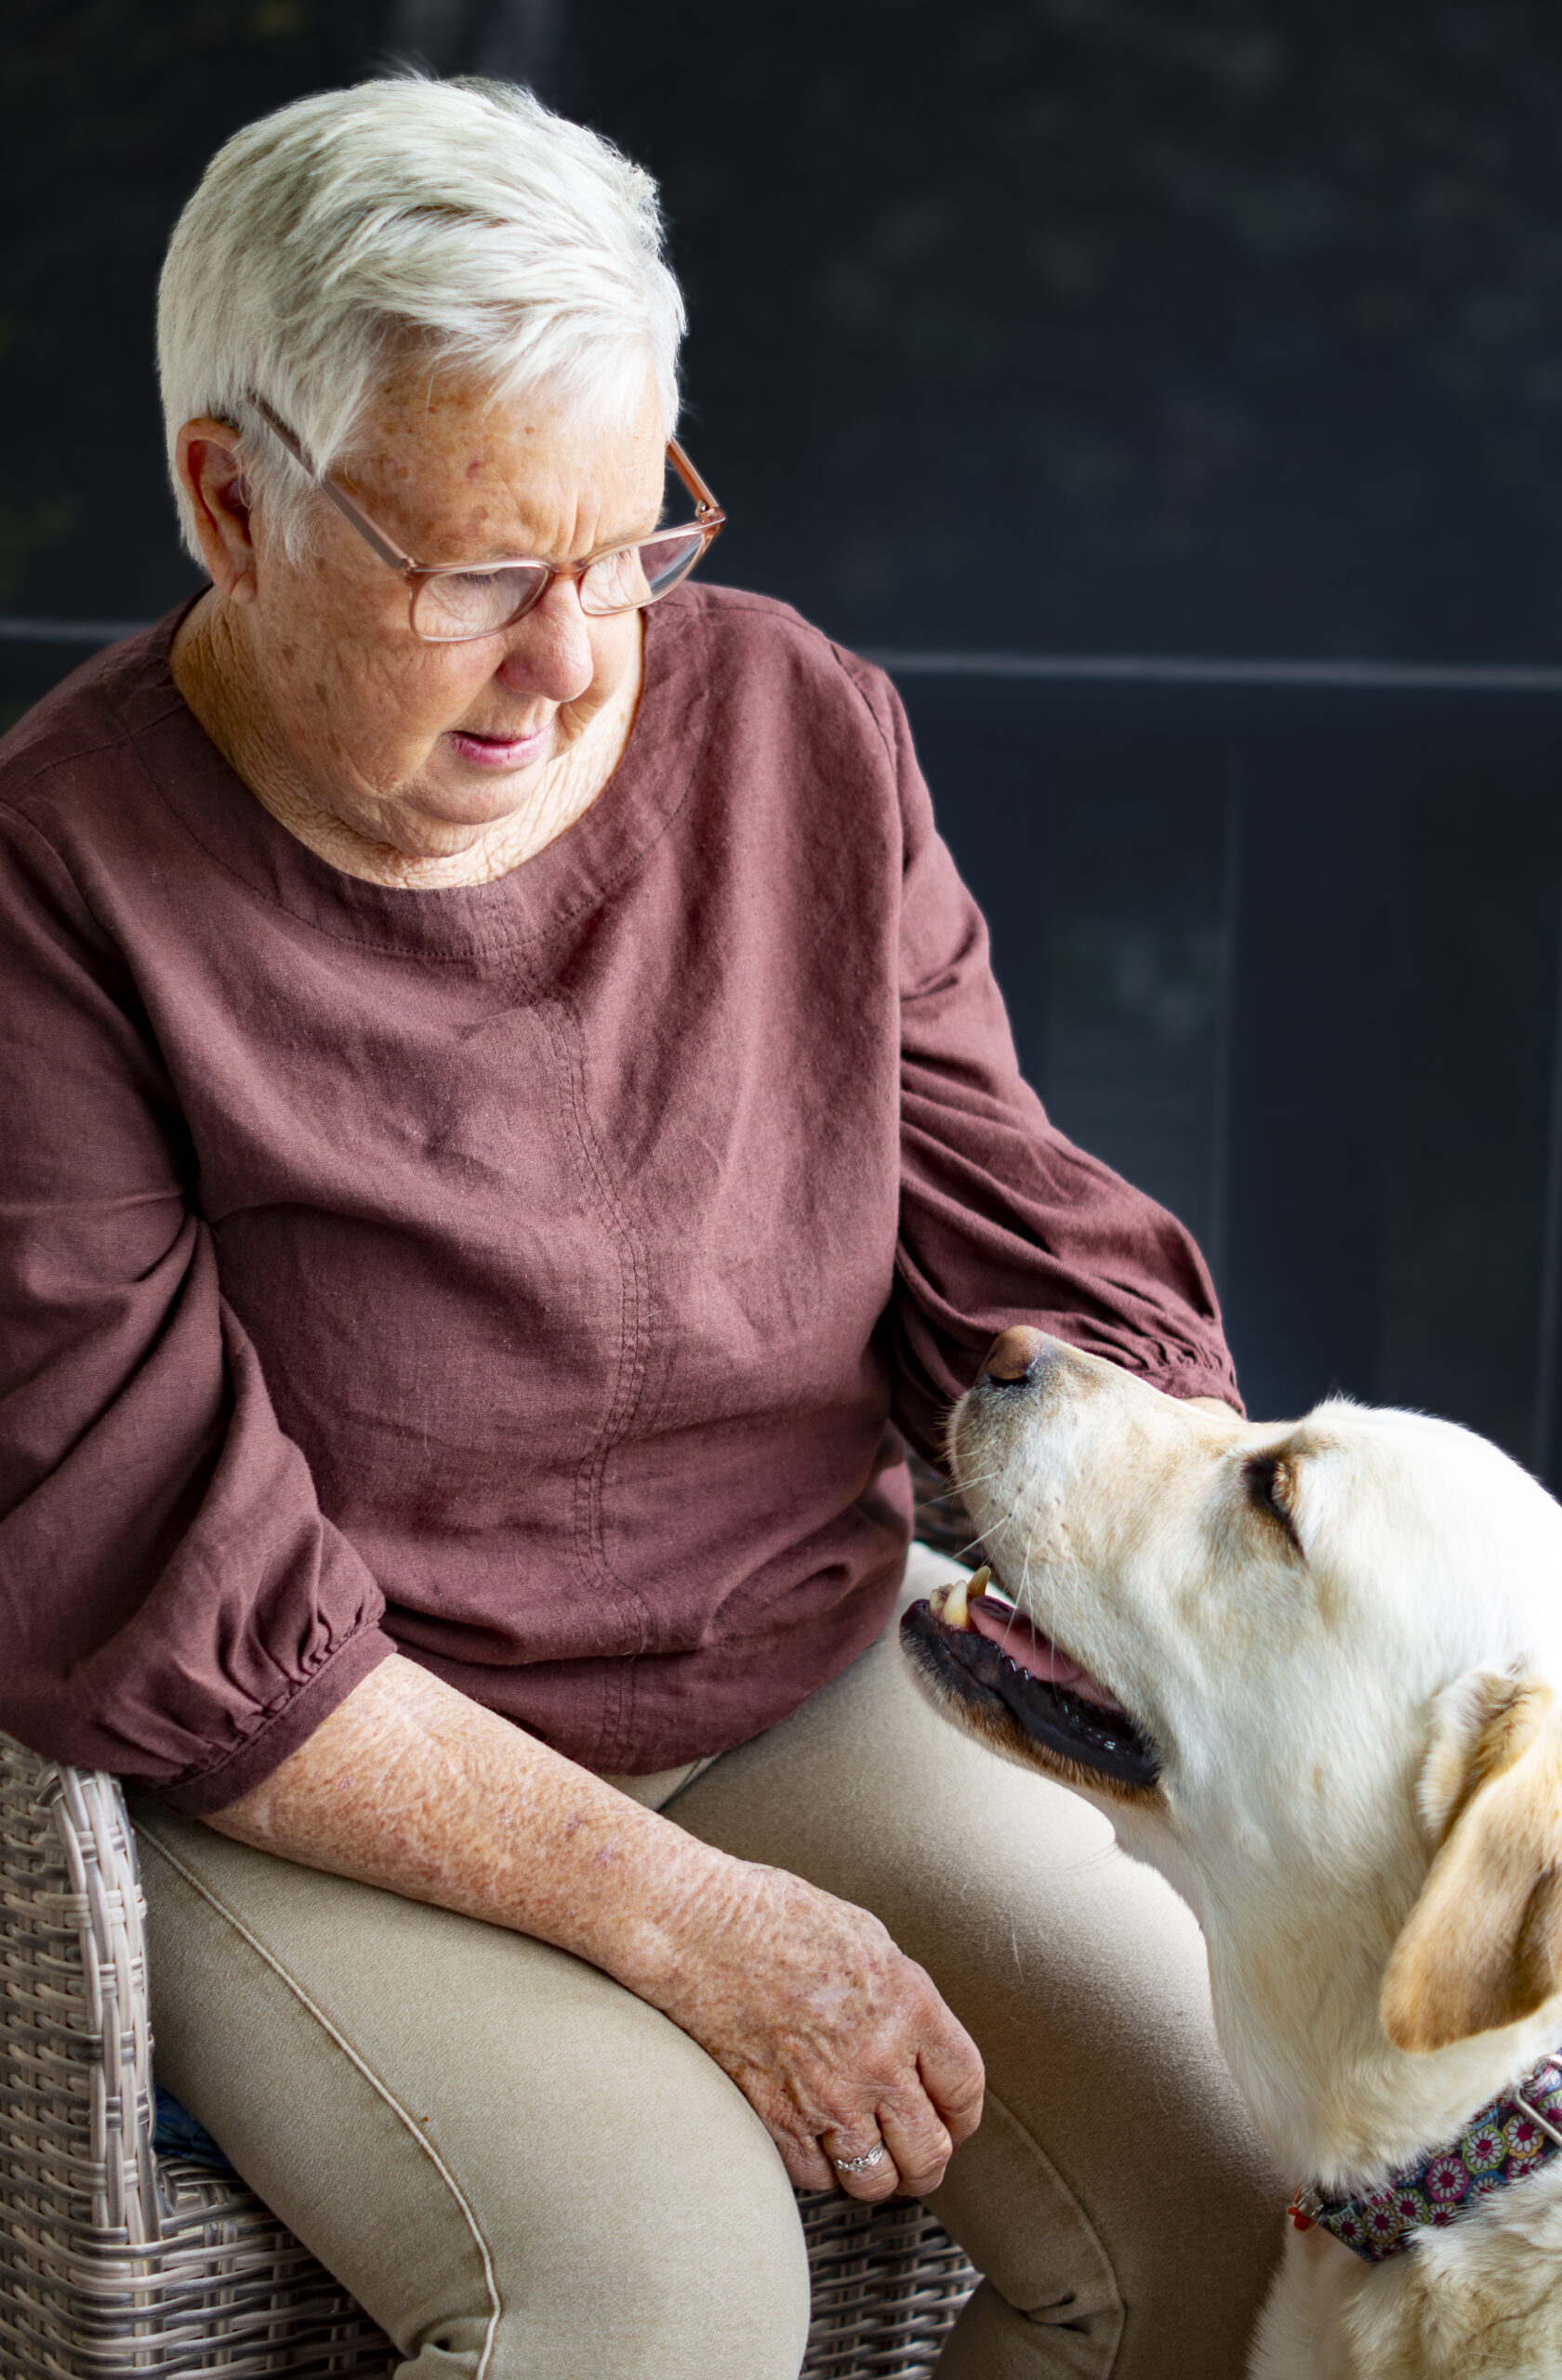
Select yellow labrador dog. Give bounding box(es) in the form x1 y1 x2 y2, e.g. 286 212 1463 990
903 1327 1562 2379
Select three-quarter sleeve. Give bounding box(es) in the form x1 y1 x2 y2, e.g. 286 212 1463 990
0 803 392 1814
857 673 1242 1459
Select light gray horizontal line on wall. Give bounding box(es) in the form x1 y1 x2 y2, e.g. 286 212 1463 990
866 649 1562 694
0 616 152 643
5 617 1562 694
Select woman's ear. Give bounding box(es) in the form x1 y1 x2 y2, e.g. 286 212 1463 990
1381 1672 1562 2054
176 419 258 602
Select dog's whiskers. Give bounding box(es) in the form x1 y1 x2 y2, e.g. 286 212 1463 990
998 1545 1035 1655
949 1500 1018 1570
944 1465 1007 1501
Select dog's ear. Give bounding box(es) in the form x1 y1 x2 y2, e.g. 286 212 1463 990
1381 1672 1562 2054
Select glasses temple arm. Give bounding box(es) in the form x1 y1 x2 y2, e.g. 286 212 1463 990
245 393 422 576
667 437 724 524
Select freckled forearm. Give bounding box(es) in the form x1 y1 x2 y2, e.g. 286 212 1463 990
204 1652 735 1998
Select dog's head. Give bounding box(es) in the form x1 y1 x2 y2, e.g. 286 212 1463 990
903 1331 1562 2169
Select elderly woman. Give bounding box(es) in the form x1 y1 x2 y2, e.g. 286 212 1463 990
0 74 1276 2380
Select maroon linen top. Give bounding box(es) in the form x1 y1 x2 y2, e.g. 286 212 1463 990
0 587 1238 1815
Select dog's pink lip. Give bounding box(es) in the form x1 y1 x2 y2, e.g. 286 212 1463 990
967 1591 1128 1715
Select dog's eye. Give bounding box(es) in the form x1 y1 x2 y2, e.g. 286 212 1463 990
1245 1454 1303 1552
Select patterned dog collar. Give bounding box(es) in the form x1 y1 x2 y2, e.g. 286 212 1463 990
1288 2052 1562 2264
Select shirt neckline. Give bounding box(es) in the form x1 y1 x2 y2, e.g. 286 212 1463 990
107 589 712 962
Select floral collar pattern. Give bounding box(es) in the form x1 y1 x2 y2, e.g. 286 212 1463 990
1288 2051 1562 2264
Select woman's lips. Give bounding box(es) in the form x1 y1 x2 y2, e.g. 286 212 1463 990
446 725 549 769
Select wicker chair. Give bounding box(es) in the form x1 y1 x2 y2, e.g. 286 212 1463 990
0 1722 981 2378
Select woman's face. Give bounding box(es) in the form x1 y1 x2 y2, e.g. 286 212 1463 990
192 365 668 864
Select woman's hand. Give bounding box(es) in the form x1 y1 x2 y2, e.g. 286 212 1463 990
638 1859 984 2201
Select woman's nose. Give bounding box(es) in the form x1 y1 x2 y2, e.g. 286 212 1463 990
495 575 595 705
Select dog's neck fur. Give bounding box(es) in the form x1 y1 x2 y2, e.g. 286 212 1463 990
1125 1811 1562 2372
1116 1800 1562 2196
1224 1945 1562 2198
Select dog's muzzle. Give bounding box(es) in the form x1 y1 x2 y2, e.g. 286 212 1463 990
902 1568 1162 1792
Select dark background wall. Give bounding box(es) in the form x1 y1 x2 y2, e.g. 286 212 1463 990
7 0 1562 1460
10 1 1562 658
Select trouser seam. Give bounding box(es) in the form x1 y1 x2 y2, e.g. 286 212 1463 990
139 1829 503 2380
965 2082 1124 2366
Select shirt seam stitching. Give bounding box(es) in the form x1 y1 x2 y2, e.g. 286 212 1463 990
0 793 144 958
521 968 657 1769
690 588 901 769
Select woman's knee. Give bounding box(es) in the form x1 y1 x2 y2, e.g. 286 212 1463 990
136 1812 812 2380
467 2081 811 2380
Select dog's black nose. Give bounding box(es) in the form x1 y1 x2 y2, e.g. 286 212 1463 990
981 1325 1050 1385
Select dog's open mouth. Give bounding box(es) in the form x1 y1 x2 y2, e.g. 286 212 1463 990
901 1568 1162 1792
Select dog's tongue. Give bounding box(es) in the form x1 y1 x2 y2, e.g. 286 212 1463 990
967 1592 1128 1715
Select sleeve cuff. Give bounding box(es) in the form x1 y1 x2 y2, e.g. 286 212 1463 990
153 1624 397 1818
1144 1364 1245 1416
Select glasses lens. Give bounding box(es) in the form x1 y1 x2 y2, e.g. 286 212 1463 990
580 529 707 617
413 565 548 642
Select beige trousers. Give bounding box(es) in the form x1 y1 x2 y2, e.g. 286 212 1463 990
131 1547 1280 2380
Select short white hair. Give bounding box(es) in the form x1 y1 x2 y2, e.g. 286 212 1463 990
157 75 685 562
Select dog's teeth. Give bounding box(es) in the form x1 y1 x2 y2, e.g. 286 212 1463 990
942 1568 978 1631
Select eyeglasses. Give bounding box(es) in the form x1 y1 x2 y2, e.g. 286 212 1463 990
246 395 725 644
